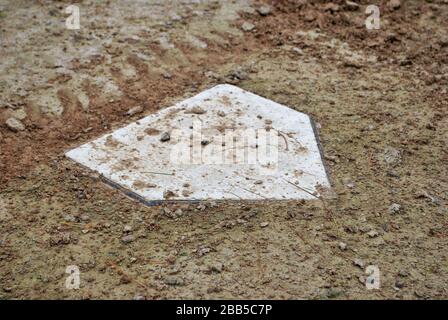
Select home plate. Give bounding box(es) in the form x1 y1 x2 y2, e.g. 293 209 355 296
66 84 330 204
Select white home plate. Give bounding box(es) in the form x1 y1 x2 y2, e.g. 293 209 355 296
66 84 330 204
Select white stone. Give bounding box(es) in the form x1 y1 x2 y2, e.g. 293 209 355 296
66 84 330 204
5 117 25 132
241 22 255 32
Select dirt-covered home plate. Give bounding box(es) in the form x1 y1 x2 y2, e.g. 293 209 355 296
66 84 330 204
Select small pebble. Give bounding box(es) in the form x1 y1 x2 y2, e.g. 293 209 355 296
395 279 405 289
388 0 401 10
160 132 170 142
367 230 379 238
354 259 365 269
121 234 135 244
257 5 272 16
338 242 347 250
241 21 255 32
389 203 402 214
164 276 185 286
5 117 25 132
126 105 143 116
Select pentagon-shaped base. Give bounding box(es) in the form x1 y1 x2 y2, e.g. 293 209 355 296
66 84 330 204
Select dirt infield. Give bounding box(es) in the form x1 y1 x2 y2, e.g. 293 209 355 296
0 0 447 299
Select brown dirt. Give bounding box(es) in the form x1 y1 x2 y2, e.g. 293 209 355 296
0 0 447 299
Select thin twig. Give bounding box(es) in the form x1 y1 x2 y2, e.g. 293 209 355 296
142 171 174 176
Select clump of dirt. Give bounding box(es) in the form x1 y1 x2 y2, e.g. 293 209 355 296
1 0 447 299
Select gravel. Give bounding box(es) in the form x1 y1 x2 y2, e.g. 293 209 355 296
121 234 135 244
241 21 255 32
257 5 272 16
389 203 402 214
5 117 25 132
160 132 171 142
